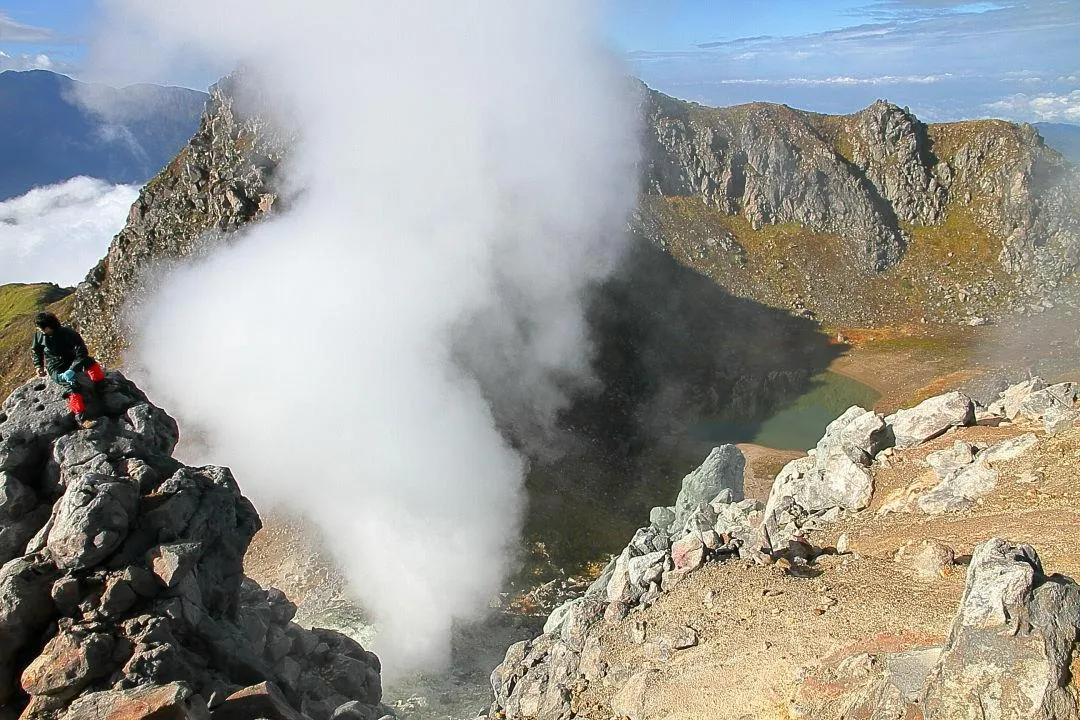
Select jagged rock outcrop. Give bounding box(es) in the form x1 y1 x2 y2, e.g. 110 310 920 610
642 93 907 271
921 539 1080 720
847 100 949 227
72 75 289 365
0 374 385 720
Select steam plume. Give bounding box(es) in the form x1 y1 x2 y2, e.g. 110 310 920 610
88 0 640 673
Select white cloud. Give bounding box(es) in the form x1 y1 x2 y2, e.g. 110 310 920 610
0 49 57 71
0 177 138 286
688 73 953 87
0 13 54 43
91 0 640 678
987 90 1080 122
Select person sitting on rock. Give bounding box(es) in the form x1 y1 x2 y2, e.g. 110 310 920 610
31 312 105 429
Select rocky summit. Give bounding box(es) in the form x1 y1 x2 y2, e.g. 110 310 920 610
0 373 386 720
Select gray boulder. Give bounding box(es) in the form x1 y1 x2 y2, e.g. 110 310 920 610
921 539 1080 719
46 473 139 570
979 433 1038 464
990 377 1047 419
648 506 675 530
817 405 888 465
669 445 744 534
886 391 974 447
918 460 998 514
0 381 74 477
761 451 872 549
626 550 666 590
0 554 59 704
1016 382 1079 421
925 441 974 479
0 472 46 566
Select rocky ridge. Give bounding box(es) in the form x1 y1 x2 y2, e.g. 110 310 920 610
0 374 386 720
642 92 1080 285
488 377 1080 719
72 79 1080 357
72 75 287 366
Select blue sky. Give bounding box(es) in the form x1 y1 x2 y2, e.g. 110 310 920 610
1 0 1077 122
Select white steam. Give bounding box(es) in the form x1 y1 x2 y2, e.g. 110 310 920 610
90 0 640 673
0 177 138 285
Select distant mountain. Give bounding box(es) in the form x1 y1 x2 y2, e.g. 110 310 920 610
0 69 206 200
1035 122 1080 164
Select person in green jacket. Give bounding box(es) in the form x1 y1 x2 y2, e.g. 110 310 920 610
31 312 106 429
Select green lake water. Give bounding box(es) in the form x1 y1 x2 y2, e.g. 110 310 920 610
691 370 881 451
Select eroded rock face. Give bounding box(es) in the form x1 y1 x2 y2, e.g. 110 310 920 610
0 374 385 720
72 74 288 364
643 93 907 271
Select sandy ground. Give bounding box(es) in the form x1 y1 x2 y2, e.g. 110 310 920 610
569 417 1080 720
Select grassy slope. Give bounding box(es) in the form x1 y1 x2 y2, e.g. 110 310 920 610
0 283 74 398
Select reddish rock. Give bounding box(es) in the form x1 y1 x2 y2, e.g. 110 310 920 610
60 682 208 719
21 629 115 701
671 535 705 572
211 682 304 720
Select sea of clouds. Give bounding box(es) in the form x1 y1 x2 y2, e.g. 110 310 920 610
0 177 136 286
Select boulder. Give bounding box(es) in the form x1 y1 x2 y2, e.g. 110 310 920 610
671 534 705 572
20 628 117 701
921 539 1080 719
211 681 305 720
994 377 1047 419
817 405 888 465
0 380 76 476
886 391 974 447
894 539 955 581
979 433 1038 464
924 441 974 479
1016 382 1079 421
46 473 139 570
669 445 744 534
762 452 872 542
149 542 203 588
0 554 60 703
626 550 667 589
648 506 675 530
918 460 998 514
61 682 209 720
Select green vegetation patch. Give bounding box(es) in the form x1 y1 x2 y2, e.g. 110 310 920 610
0 283 74 398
